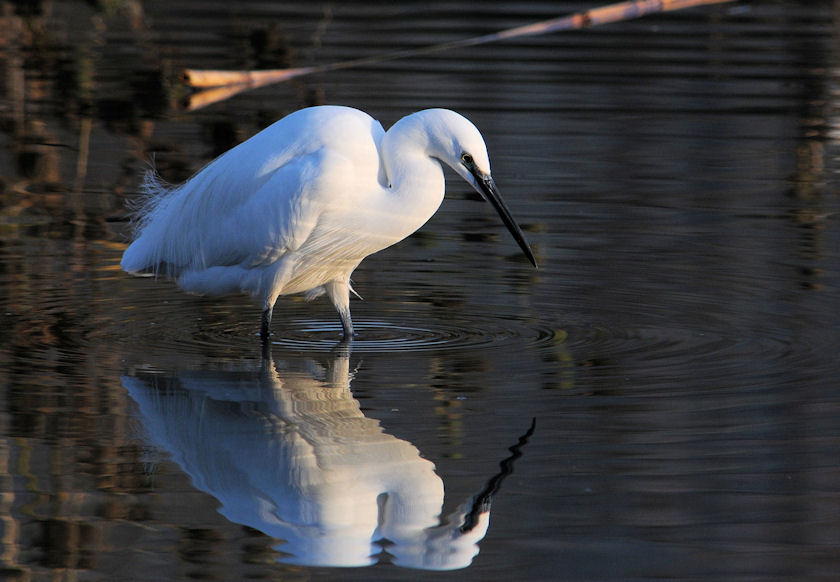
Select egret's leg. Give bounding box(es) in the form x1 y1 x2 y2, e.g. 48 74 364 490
325 279 354 339
339 311 354 338
261 307 273 339
260 260 294 340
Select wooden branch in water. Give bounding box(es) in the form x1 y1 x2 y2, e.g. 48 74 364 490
181 68 314 89
182 0 735 108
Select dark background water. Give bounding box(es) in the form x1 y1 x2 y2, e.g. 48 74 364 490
1 1 839 580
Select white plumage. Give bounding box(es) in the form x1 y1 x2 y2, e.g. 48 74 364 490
122 105 535 338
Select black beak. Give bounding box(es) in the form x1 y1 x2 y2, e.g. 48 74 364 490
474 173 537 267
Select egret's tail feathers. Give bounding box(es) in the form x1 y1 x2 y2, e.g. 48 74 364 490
127 168 173 230
121 169 191 277
120 237 162 275
121 235 181 278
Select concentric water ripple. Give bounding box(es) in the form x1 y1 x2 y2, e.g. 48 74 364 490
109 285 826 384
269 316 559 354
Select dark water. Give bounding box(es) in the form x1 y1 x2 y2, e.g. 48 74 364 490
2 1 839 580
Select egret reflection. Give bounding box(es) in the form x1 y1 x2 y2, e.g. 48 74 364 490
122 346 533 570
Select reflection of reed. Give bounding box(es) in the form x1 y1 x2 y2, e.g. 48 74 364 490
0 439 22 577
0 340 146 580
123 347 533 570
0 0 179 214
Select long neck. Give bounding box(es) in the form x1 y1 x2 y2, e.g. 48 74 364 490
377 119 447 241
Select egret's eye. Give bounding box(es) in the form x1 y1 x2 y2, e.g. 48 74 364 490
461 153 474 166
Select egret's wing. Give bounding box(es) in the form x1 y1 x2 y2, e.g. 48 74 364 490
122 146 319 274
233 153 328 268
234 142 387 276
124 106 387 278
206 149 376 275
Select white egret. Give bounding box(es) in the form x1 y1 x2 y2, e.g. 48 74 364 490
121 106 536 338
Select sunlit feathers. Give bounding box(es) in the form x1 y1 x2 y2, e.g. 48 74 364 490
121 106 535 338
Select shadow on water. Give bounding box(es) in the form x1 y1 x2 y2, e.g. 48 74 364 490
122 342 534 571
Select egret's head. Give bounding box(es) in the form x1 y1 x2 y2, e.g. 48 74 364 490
386 109 536 267
424 109 537 268
416 109 492 187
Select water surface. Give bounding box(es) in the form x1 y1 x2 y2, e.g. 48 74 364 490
1 1 839 580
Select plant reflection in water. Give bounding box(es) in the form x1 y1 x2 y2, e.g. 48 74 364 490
122 344 534 570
